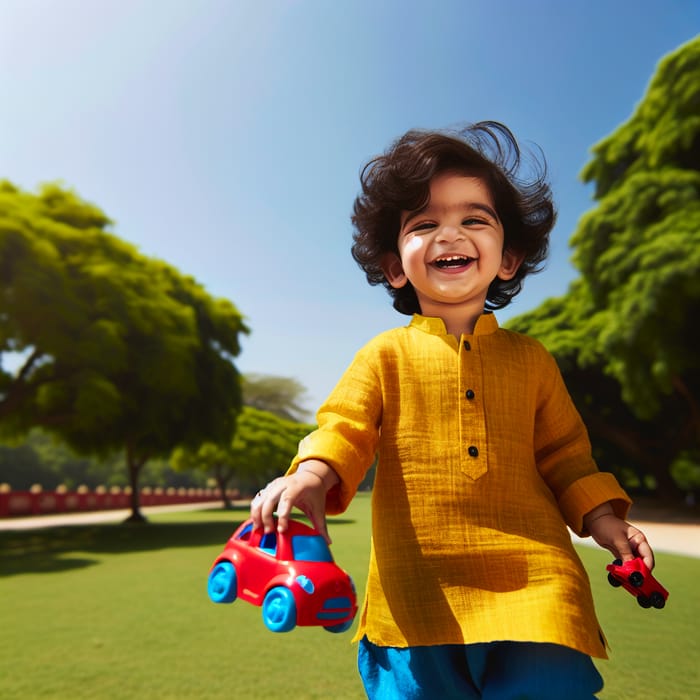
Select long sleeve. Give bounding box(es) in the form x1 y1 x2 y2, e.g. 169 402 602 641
288 344 383 514
532 349 631 535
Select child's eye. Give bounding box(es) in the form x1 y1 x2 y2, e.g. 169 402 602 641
462 217 487 226
409 222 435 233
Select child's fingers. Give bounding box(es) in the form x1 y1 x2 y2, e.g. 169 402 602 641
275 489 296 534
308 509 332 544
614 535 635 562
250 477 286 533
630 532 655 570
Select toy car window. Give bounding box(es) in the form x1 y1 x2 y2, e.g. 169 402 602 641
259 532 277 555
292 535 333 563
236 523 253 541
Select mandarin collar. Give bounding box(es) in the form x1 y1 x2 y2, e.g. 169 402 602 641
409 312 499 338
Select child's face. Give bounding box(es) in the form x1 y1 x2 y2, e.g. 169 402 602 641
382 172 522 318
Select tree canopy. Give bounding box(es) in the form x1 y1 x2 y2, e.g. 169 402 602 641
571 36 700 421
508 36 700 499
171 406 315 506
0 181 249 519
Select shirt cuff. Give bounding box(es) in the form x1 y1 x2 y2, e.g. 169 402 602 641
559 472 632 536
287 433 364 515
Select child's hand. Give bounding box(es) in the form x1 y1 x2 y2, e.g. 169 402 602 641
584 506 655 571
250 460 339 544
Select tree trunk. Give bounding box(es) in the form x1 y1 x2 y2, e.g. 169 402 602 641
124 444 148 523
214 464 232 509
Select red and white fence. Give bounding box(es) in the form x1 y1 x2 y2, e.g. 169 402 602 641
0 485 235 518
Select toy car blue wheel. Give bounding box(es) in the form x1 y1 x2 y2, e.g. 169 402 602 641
324 619 354 634
208 562 237 603
262 586 296 633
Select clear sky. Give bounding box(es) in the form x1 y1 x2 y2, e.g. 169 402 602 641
1 1 698 412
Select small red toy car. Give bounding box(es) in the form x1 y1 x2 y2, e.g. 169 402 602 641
606 557 669 609
207 517 358 633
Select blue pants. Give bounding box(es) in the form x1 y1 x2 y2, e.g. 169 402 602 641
358 637 603 699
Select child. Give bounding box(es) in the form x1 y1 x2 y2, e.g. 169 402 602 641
251 121 654 699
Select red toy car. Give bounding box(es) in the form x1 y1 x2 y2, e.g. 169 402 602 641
207 517 358 633
606 557 669 609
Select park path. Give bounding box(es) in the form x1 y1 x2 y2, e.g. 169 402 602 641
1 500 698 559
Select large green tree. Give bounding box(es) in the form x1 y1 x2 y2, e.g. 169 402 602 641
509 37 700 499
0 182 248 520
571 37 700 425
171 405 315 507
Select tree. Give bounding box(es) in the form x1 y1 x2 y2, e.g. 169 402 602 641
571 37 700 426
242 373 311 421
171 406 315 507
507 37 700 500
0 182 249 520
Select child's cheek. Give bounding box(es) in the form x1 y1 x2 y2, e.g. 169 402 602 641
405 236 424 253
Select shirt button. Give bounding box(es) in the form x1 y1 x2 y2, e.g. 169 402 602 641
468 445 479 457
465 389 475 400
463 341 471 351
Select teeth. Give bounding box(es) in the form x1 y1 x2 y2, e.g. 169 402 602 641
434 255 473 268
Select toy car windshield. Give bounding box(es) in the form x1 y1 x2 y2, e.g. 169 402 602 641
292 534 333 562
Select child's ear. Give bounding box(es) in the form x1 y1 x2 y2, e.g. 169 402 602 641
381 253 408 289
498 248 525 281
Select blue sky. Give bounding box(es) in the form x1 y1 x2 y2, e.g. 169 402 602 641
1 1 698 412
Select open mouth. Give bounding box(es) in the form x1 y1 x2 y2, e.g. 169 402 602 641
433 255 475 269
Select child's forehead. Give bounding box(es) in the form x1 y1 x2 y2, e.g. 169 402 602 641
409 171 496 210
398 173 500 228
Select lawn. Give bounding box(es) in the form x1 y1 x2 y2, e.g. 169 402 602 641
1 493 698 699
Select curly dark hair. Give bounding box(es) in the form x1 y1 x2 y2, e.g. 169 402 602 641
351 121 556 315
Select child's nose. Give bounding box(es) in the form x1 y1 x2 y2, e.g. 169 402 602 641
436 224 463 241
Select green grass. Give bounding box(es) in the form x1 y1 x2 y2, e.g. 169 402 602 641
1 493 698 699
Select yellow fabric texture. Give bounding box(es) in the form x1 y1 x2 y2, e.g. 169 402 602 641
289 313 631 658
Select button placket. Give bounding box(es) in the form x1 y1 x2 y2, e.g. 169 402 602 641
459 336 487 480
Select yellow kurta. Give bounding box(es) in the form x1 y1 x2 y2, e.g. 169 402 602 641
289 313 631 658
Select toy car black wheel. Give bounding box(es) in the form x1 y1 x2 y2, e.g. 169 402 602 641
650 592 666 609
607 573 622 587
208 562 238 604
637 595 652 609
628 571 644 587
262 586 297 633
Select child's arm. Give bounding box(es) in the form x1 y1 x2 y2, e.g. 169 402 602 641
250 459 340 544
583 502 655 571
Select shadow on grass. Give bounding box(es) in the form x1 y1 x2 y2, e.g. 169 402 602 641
0 507 357 577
